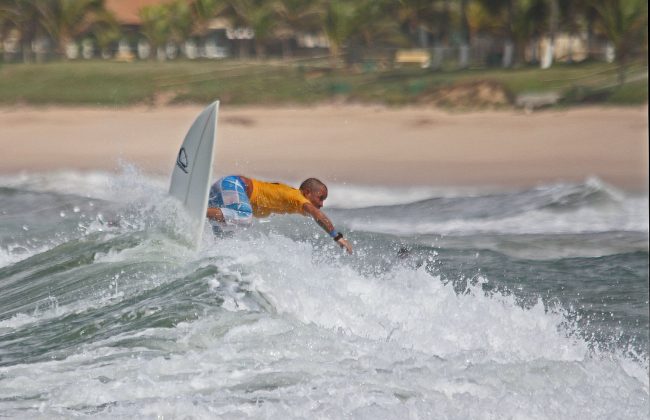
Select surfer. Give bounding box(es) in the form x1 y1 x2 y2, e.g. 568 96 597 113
206 176 353 254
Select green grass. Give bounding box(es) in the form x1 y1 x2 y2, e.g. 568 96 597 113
606 79 649 105
0 59 646 107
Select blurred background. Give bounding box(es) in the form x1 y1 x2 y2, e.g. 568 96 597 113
0 0 647 108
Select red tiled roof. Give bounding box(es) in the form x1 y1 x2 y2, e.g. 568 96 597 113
104 0 178 25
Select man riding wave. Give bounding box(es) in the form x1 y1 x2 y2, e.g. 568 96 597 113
206 176 353 254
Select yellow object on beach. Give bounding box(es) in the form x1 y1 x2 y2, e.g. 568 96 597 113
395 49 431 68
249 179 310 218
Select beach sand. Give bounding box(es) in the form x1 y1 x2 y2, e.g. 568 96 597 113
1 105 647 191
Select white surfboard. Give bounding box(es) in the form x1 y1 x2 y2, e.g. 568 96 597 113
169 100 219 246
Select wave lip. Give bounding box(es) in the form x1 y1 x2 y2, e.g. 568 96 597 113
337 178 648 236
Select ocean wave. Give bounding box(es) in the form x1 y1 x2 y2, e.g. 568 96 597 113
0 166 167 202
0 231 647 418
0 170 647 418
337 179 648 236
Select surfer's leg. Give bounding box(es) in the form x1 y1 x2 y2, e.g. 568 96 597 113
209 176 253 230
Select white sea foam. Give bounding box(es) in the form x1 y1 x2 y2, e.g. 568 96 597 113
0 244 51 269
0 233 646 419
0 167 167 201
0 246 25 268
347 196 649 235
211 234 588 361
325 184 487 208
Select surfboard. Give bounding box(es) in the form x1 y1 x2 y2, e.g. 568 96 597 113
169 100 219 246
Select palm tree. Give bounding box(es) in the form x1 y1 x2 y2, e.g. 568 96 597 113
37 0 104 57
139 3 172 60
524 0 547 63
540 0 559 68
396 0 434 48
320 0 356 67
89 9 120 58
353 0 402 49
591 0 647 84
582 1 599 60
272 0 320 59
458 0 470 45
167 0 193 44
473 0 510 66
228 0 276 59
558 0 584 63
191 0 229 38
316 0 402 69
246 2 276 59
0 4 11 55
475 0 549 67
347 0 403 67
0 4 8 34
0 0 43 62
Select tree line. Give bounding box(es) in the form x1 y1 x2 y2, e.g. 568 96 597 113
0 0 647 71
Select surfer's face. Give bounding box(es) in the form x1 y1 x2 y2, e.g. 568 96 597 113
304 186 327 209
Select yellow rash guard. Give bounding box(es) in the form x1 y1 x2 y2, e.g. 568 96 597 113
249 178 311 218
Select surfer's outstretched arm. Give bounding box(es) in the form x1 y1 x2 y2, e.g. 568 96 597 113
302 203 353 254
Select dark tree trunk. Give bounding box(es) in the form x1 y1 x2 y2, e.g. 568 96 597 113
281 38 292 60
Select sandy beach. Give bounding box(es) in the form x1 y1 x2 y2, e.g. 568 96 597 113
1 105 647 191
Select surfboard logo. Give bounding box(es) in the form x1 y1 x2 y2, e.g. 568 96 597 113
176 148 189 173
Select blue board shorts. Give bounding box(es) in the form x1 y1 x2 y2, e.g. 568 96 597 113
208 176 253 232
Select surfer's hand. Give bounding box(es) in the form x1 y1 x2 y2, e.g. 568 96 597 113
336 237 353 254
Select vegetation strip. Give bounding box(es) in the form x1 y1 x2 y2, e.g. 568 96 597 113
0 60 646 108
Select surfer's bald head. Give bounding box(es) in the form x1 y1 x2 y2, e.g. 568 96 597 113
300 178 326 193
300 178 327 209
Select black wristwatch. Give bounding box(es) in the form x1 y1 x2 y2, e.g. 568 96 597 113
333 232 344 242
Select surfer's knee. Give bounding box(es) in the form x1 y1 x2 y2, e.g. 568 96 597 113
238 213 253 227
220 207 252 227
234 208 253 226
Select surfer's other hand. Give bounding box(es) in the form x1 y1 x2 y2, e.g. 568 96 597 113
336 237 353 254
